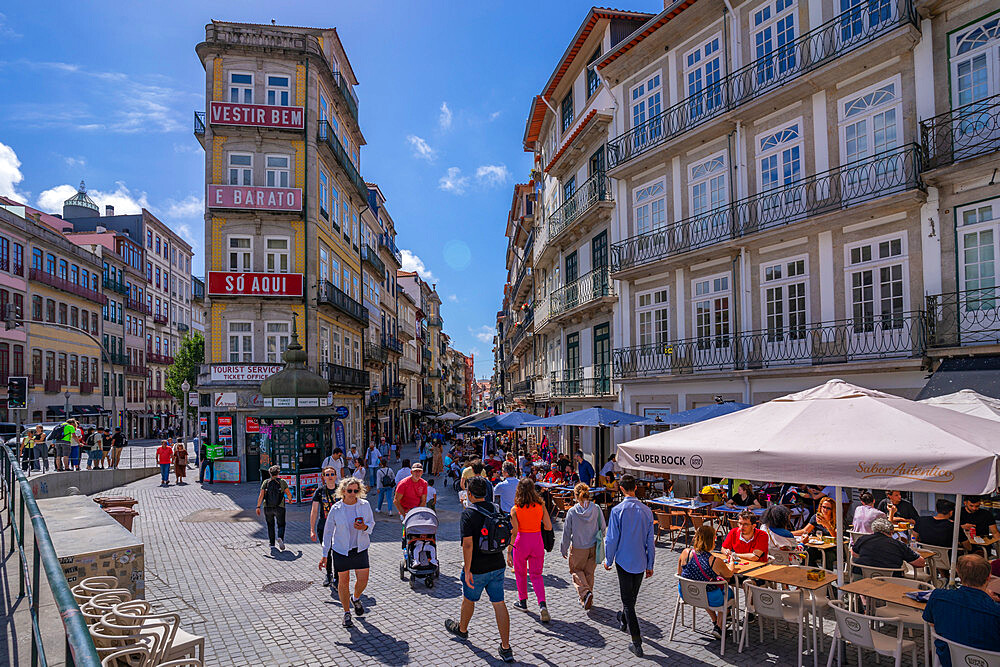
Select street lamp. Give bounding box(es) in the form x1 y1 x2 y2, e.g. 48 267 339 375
64 389 71 423
181 380 191 464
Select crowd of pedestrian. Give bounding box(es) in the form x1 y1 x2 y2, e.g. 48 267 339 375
17 420 129 474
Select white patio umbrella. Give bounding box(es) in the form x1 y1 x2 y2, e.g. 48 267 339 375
435 411 463 421
618 379 1000 586
920 389 1000 422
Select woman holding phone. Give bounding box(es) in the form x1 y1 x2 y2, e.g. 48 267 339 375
320 477 375 629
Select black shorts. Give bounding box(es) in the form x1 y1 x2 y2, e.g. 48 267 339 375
332 548 369 573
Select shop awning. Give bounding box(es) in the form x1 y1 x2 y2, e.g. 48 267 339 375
916 355 1000 400
46 406 66 416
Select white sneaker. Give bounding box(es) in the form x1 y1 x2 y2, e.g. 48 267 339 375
277 538 285 551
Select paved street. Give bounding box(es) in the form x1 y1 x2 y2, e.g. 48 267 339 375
93 446 897 666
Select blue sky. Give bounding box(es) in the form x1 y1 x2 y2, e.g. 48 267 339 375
0 1 660 377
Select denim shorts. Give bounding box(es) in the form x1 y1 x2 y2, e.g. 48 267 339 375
462 566 505 603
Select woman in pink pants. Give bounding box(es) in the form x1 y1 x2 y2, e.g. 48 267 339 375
507 478 554 622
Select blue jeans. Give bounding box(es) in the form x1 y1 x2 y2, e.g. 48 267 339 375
160 463 170 483
369 467 378 489
377 487 394 514
462 566 505 603
70 446 80 468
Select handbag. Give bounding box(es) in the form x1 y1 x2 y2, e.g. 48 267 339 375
542 527 555 553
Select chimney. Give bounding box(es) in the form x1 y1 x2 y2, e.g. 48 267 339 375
105 205 114 216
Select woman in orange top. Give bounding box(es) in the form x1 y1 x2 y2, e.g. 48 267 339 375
508 478 553 622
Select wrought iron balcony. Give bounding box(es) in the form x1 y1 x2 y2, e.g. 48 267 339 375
323 362 368 390
551 366 613 398
388 383 405 399
422 348 432 361
29 268 106 306
125 297 151 314
153 313 168 325
194 111 206 135
510 311 533 351
102 276 129 296
613 312 926 378
79 381 97 394
548 172 613 241
147 389 173 400
125 365 148 377
318 120 368 201
381 335 403 354
607 0 917 169
318 280 369 328
331 70 359 126
398 317 415 340
612 145 923 273
511 379 533 397
379 233 402 264
362 245 386 277
177 322 190 333
364 341 387 365
109 352 129 366
921 93 1000 171
427 370 442 379
146 352 174 365
926 288 1000 349
44 379 64 393
427 315 443 328
512 262 532 300
550 266 614 319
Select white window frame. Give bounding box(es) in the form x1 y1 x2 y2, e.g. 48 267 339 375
264 236 290 274
319 170 329 215
756 118 803 193
332 326 342 364
228 320 253 363
689 151 728 216
320 326 330 364
265 74 290 106
635 287 670 347
843 231 909 328
265 154 290 188
760 255 809 340
331 256 341 289
632 178 667 236
265 321 291 363
752 0 798 84
330 181 340 230
838 74 902 164
319 247 329 286
227 236 252 272
957 198 999 298
683 33 724 116
629 72 663 130
949 15 1000 108
228 152 253 186
228 71 253 104
691 272 732 349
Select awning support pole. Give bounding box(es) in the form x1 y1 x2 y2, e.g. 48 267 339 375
949 493 962 587
835 485 845 594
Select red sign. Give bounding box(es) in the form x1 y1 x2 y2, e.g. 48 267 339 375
208 185 302 211
209 101 304 129
245 416 260 433
207 272 304 297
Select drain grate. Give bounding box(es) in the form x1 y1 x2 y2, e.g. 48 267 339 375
261 580 312 594
223 540 264 550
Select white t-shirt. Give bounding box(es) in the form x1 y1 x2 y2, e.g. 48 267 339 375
394 468 411 485
352 465 366 481
426 485 437 502
322 456 344 478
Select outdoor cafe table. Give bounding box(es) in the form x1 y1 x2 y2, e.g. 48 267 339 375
750 563 836 666
839 577 930 667
649 497 711 511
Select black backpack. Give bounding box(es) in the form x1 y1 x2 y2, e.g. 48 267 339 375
471 502 512 554
264 478 284 507
379 468 395 489
51 423 67 440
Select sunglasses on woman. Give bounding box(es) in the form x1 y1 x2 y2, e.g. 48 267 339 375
345 488 359 494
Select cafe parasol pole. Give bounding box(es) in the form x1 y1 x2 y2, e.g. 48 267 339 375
949 493 963 586
835 486 844 592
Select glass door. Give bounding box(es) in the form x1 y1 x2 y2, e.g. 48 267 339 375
593 323 610 394
566 333 580 395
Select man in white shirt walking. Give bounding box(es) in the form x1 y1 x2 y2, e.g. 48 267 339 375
322 448 345 482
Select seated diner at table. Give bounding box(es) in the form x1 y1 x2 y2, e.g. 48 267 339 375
922 554 1000 667
677 524 735 639
851 491 886 535
851 517 925 575
699 482 725 503
914 498 967 549
760 504 800 555
721 510 769 562
960 495 999 556
726 482 760 509
877 489 920 523
793 496 838 539
542 465 565 485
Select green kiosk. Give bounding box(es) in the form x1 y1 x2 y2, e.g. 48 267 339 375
256 322 335 504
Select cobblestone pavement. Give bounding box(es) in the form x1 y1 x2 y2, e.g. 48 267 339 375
95 446 914 666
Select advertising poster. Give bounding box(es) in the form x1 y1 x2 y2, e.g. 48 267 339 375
333 420 345 454
278 474 298 504
199 416 208 439
217 416 234 456
213 460 242 483
298 472 320 504
245 416 260 433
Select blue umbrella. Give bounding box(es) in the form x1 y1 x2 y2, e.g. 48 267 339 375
528 407 655 428
475 411 540 431
656 401 752 426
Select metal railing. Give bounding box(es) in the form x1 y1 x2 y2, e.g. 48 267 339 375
146 352 173 365
613 311 926 378
388 383 405 399
551 366 613 397
102 277 128 296
550 266 615 319
28 269 106 306
194 111 206 135
921 93 1000 171
509 310 533 352
612 145 923 273
926 288 1000 348
607 0 917 169
124 297 150 314
1 445 102 666
421 348 432 361
318 280 369 328
322 362 368 390
381 336 403 354
379 233 402 264
331 70 359 125
548 172 613 241
426 315 443 327
43 379 64 393
512 261 532 299
511 379 533 397
318 121 368 201
153 313 168 325
364 341 387 365
146 389 173 399
362 245 386 276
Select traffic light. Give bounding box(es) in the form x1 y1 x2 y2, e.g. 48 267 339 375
4 303 22 331
7 376 27 409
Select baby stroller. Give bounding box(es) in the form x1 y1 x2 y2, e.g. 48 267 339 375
399 506 440 588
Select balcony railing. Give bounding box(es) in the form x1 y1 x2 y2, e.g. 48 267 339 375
364 341 387 365
194 111 206 135
511 379 533 397
125 365 148 377
147 389 172 400
44 379 64 393
551 366 613 397
318 280 369 328
381 336 403 354
331 70 359 125
427 315 443 328
510 311 533 351
399 318 416 339
102 276 128 295
550 266 614 319
548 172 613 241
125 297 151 314
926 288 1000 348
153 313 168 325
612 145 923 273
323 362 368 390
512 261 532 299
362 245 386 277
607 0 917 169
921 93 1000 171
318 120 368 201
29 268 106 305
399 356 420 374
147 352 174 365
388 383 405 399
177 322 190 333
613 312 926 378
422 348 432 361
379 233 402 264
79 381 97 394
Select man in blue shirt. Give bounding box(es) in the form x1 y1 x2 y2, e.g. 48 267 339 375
922 554 1000 667
492 462 519 514
604 473 655 657
575 451 596 486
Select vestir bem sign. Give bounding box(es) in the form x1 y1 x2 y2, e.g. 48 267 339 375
207 272 303 297
209 101 305 129
207 185 302 211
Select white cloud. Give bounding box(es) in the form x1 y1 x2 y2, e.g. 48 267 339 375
489 111 502 121
163 195 203 219
400 249 436 282
447 294 458 303
0 13 22 39
406 134 436 162
439 101 452 130
63 156 86 168
0 141 27 201
438 167 468 195
475 164 510 188
470 325 495 344
37 181 150 216
173 142 200 154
